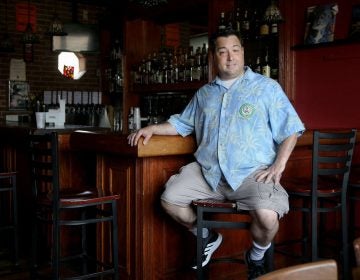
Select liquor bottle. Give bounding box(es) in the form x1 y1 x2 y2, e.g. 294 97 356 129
201 43 208 81
270 55 279 81
261 49 271 78
241 9 250 40
251 9 261 40
270 21 279 36
186 47 195 82
254 56 261 74
128 107 134 132
259 19 270 37
192 47 202 81
218 12 227 31
234 7 241 33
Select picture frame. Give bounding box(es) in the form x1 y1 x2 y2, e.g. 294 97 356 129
304 3 339 45
349 5 360 40
8 80 30 110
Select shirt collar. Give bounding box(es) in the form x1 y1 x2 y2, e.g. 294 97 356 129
211 66 254 88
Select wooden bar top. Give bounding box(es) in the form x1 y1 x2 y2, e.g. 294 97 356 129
69 130 318 158
70 130 197 157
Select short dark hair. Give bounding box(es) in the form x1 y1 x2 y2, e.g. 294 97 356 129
209 28 243 52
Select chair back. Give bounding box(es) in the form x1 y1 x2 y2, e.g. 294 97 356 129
257 259 338 280
29 132 60 215
312 130 356 198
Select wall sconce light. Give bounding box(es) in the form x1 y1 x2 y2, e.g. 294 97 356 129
263 0 284 23
58 52 86 80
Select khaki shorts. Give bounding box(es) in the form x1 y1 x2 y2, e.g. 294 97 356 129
161 161 289 218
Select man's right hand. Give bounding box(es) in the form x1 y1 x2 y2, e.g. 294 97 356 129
127 125 155 146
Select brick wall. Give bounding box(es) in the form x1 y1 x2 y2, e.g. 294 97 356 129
0 0 109 120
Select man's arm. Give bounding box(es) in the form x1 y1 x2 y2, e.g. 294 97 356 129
127 122 179 146
255 133 298 184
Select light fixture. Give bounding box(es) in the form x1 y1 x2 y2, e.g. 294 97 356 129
45 0 67 36
131 0 168 8
46 13 68 36
0 0 15 52
58 52 86 80
22 0 39 44
263 0 284 23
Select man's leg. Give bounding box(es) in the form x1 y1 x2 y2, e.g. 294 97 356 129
245 209 279 279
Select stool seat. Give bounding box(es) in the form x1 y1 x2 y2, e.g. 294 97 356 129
192 199 237 209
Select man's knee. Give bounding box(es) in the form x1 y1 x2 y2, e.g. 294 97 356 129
252 209 279 232
161 200 196 227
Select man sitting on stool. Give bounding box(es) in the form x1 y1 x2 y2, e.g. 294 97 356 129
128 28 305 279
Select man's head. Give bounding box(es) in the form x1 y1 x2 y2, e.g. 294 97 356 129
209 28 245 80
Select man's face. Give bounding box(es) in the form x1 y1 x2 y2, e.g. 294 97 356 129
214 35 245 80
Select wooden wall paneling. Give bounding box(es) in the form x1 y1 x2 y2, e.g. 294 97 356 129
96 154 135 280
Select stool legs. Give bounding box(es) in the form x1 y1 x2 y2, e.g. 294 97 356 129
0 173 18 267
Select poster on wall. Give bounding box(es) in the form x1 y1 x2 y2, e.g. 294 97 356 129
8 80 29 110
304 3 339 45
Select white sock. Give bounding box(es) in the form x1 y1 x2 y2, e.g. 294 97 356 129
190 227 209 238
250 241 271 261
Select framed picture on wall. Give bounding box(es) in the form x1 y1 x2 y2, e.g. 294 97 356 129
8 80 30 110
304 3 339 45
349 5 360 40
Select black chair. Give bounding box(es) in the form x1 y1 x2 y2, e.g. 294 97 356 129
0 170 19 266
279 129 356 280
349 164 360 243
29 132 120 279
192 199 274 280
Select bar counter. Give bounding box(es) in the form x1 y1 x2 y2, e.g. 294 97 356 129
1 123 359 279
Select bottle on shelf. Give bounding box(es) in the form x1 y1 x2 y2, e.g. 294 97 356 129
261 48 271 78
234 7 241 34
254 56 261 74
241 9 250 40
218 12 227 31
128 107 134 132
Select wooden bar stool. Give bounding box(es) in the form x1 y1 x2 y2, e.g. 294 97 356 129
0 171 19 266
192 199 274 280
279 129 356 280
29 132 120 279
349 164 360 242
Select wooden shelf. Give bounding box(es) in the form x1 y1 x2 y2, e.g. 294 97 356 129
291 38 360 50
131 81 206 94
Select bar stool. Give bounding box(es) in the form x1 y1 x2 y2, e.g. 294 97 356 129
349 164 360 242
29 132 120 279
192 199 274 280
279 129 356 280
0 171 18 266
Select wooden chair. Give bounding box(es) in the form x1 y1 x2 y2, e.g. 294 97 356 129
29 132 120 279
0 170 18 266
257 259 338 280
278 130 356 280
192 199 274 280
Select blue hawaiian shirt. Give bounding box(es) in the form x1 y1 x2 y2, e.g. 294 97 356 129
168 67 305 190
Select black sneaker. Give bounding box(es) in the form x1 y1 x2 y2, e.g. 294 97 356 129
191 231 223 269
245 250 266 280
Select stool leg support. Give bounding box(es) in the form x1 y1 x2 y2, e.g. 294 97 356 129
11 174 19 266
196 205 205 280
112 200 119 280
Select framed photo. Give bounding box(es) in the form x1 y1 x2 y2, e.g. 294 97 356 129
8 80 30 110
304 4 339 45
349 5 360 40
